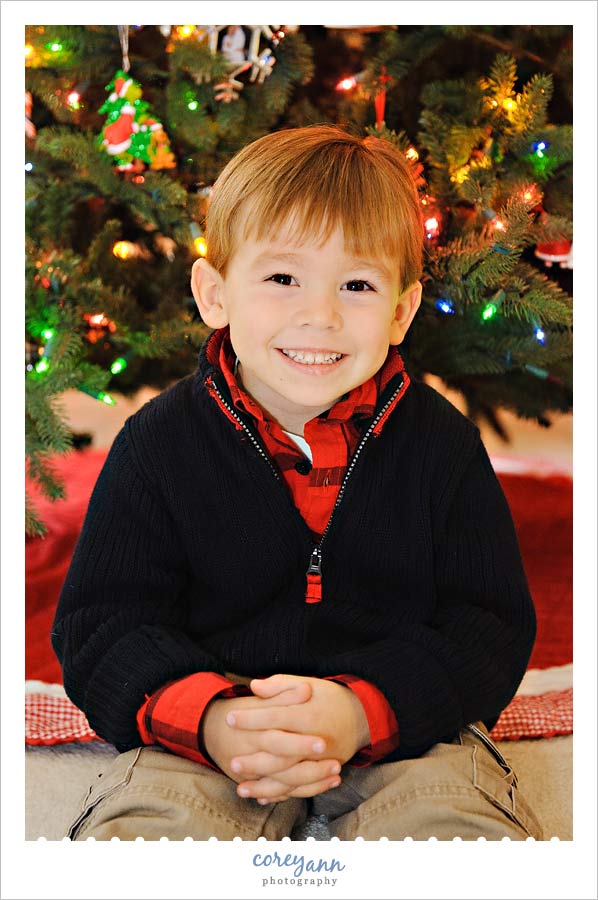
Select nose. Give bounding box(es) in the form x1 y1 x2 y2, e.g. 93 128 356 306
293 288 343 330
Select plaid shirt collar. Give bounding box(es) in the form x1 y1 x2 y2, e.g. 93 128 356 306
209 326 405 429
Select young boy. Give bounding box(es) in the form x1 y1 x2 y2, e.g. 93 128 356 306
53 125 542 841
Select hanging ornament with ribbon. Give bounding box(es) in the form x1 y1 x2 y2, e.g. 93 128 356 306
98 25 176 172
372 66 392 130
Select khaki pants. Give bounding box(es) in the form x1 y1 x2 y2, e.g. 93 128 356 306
68 723 543 841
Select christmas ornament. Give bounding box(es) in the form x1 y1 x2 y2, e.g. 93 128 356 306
98 27 175 172
25 91 36 140
372 66 392 130
214 71 246 102
98 69 176 171
221 26 246 65
534 239 573 269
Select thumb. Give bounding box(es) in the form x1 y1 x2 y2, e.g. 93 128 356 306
250 674 312 704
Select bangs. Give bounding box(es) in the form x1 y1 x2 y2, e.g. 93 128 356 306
206 127 424 291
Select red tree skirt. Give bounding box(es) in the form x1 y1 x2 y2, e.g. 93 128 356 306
25 450 572 745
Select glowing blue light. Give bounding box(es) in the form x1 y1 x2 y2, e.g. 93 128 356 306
535 327 546 344
25 162 34 172
435 299 455 315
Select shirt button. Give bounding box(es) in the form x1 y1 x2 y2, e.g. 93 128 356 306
294 459 312 475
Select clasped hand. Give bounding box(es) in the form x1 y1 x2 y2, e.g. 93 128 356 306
201 674 370 804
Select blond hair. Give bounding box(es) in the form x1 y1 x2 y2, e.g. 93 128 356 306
204 125 423 292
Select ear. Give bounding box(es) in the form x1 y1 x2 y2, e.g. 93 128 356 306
190 258 229 329
389 281 422 346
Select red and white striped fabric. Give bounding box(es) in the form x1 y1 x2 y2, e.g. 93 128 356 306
25 664 573 747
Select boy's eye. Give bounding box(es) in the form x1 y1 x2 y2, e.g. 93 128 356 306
267 273 297 286
343 280 374 292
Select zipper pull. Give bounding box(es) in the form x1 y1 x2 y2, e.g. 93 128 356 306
305 548 322 604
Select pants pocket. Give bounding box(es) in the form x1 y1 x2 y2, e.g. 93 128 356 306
67 747 143 840
464 724 543 839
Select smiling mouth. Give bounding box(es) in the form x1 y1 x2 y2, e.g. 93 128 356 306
279 349 345 366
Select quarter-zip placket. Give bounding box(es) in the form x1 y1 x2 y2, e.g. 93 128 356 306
207 370 408 606
206 375 282 483
304 378 405 604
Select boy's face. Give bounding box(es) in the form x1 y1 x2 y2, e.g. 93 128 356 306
192 224 421 433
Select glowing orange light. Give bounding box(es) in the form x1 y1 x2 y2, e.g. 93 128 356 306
67 91 80 105
194 236 208 257
336 77 357 91
405 147 419 162
524 191 533 201
89 313 106 326
112 240 135 260
502 98 515 111
25 44 34 58
132 175 145 184
177 25 195 38
493 219 506 231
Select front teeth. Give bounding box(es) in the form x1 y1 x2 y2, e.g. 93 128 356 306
281 349 343 365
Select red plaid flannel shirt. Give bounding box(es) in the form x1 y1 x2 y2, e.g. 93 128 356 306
137 330 401 769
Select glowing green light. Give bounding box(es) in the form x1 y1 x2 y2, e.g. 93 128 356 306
42 328 55 340
99 392 116 406
482 303 498 321
187 100 198 111
47 41 63 52
110 357 128 375
536 149 544 158
35 358 50 374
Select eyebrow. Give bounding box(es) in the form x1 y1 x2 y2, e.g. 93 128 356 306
251 251 392 280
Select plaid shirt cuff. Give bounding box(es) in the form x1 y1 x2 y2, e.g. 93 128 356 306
136 672 252 771
325 674 399 766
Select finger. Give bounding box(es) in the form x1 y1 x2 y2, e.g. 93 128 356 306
250 675 311 703
232 752 341 782
226 706 315 735
258 681 312 708
237 729 326 759
239 774 341 802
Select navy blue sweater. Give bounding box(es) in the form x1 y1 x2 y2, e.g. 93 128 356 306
52 335 535 760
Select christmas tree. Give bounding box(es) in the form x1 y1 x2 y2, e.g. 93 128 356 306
25 24 572 535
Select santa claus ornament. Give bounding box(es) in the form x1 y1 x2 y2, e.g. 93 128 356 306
98 28 175 172
98 69 176 172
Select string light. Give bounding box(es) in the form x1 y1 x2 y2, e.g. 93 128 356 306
46 41 63 53
35 358 50 374
425 217 440 239
187 100 199 111
42 328 55 341
25 44 34 58
502 97 516 111
79 387 117 405
535 327 546 344
67 90 81 110
532 140 549 158
435 299 455 315
482 303 498 321
194 236 208 256
336 76 357 91
25 162 34 172
405 147 419 162
176 25 196 38
110 356 128 375
112 240 136 260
